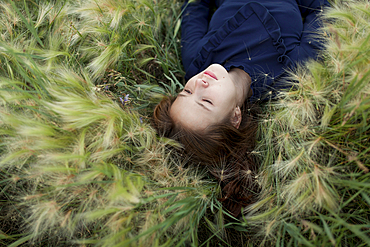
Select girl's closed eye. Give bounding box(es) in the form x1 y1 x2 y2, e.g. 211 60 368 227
203 99 213 105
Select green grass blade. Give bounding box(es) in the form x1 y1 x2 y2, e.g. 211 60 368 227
9 0 44 48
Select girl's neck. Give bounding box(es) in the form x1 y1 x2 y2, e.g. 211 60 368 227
229 68 252 107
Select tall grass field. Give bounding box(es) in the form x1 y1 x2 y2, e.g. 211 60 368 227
0 0 369 246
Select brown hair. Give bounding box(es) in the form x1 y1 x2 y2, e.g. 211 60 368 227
152 96 260 217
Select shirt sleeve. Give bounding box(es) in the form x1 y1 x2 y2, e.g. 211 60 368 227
292 0 330 61
181 0 213 71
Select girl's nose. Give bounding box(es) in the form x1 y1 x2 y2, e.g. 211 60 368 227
196 78 209 88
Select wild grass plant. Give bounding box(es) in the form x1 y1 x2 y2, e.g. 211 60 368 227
0 0 369 246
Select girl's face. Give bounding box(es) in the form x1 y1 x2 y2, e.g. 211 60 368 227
170 64 241 130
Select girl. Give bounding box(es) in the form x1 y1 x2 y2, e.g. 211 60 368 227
153 0 330 217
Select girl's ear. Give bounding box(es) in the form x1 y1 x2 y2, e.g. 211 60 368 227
231 106 242 129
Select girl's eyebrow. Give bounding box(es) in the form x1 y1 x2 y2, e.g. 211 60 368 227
197 102 210 111
177 94 210 111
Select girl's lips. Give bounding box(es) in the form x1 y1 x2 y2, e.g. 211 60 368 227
204 70 218 80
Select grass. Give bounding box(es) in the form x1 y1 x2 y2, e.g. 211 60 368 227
0 0 369 246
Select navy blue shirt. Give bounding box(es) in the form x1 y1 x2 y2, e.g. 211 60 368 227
181 0 330 102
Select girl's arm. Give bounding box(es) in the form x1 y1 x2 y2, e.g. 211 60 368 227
296 0 331 52
181 0 213 71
